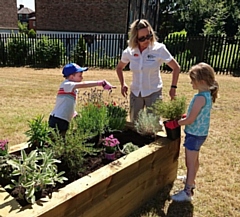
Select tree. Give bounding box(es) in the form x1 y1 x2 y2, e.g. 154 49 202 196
18 21 28 34
203 2 228 36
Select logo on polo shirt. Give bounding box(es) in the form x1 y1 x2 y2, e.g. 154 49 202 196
146 54 156 61
147 54 155 59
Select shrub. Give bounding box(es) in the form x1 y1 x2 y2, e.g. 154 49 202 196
0 40 6 65
75 101 108 138
28 29 36 38
6 33 30 66
35 36 65 67
49 126 100 175
163 29 187 56
70 35 86 66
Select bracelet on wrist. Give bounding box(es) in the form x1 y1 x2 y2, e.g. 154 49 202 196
171 85 177 89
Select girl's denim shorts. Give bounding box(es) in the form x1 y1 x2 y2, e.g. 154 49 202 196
183 132 207 151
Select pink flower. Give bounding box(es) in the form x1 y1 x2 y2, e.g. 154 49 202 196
103 135 120 147
0 139 8 150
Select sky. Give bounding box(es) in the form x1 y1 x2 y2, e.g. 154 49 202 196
17 0 35 10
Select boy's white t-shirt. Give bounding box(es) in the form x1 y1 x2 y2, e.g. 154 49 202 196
50 80 77 122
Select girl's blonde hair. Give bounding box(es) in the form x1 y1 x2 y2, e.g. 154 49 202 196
128 19 158 48
189 62 219 103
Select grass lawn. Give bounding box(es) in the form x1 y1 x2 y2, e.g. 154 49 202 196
0 67 239 216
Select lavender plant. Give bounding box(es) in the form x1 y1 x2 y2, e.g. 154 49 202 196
134 109 162 137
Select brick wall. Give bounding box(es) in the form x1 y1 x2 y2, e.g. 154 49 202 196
36 0 129 33
0 0 18 30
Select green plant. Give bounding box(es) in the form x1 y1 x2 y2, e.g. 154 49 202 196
25 115 51 149
18 21 28 34
152 96 187 120
28 29 36 38
0 40 6 65
5 149 67 204
35 36 65 67
75 101 108 138
49 126 100 175
106 102 128 131
118 142 139 154
0 154 16 181
70 35 86 66
6 33 29 66
134 110 162 136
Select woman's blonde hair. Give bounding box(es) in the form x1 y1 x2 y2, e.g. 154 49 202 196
128 19 158 48
189 62 219 103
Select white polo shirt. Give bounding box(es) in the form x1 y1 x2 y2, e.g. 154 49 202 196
121 42 173 97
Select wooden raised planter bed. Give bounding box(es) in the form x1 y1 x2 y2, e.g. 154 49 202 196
0 133 180 217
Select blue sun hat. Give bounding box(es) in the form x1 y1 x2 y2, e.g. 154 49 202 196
62 63 88 77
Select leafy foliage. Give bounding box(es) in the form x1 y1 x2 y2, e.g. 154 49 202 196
152 96 187 120
49 126 100 175
106 102 128 131
77 89 128 134
75 101 108 137
18 21 28 34
35 36 65 67
6 33 30 66
5 149 67 204
70 35 86 66
203 2 228 36
0 154 16 181
25 115 51 149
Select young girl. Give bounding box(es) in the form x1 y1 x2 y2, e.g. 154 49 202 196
171 62 219 202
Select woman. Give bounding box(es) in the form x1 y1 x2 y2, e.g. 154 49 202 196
116 19 180 122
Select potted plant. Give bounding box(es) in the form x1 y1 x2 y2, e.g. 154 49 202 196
152 96 187 140
102 134 120 160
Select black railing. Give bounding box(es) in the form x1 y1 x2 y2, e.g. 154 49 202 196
0 33 239 75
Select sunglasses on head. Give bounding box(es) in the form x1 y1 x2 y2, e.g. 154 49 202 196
138 34 153 42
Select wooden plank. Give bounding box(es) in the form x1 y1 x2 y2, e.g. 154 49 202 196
1 137 180 217
0 186 20 217
8 142 28 153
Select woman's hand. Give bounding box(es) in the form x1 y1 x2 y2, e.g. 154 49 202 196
121 84 128 97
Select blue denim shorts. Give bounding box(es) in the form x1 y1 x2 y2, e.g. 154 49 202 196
183 132 207 151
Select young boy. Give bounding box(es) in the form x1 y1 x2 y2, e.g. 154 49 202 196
48 63 115 136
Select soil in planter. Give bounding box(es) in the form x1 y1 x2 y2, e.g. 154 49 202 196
1 129 155 207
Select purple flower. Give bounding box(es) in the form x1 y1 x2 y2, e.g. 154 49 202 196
103 135 120 147
0 139 8 150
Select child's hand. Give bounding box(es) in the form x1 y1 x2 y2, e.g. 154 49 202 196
102 80 116 90
182 113 187 118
